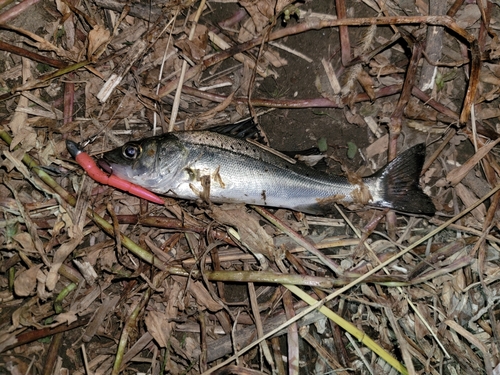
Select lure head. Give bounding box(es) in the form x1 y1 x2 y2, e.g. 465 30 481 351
66 140 83 158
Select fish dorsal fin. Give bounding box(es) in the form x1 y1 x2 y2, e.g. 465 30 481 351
206 119 297 164
208 120 326 166
208 119 267 144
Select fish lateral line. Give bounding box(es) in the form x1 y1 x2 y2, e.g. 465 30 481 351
97 130 436 215
66 140 165 205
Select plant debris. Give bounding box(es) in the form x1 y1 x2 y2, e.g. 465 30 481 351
1 0 500 374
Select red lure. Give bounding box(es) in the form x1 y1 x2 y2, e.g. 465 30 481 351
66 140 165 205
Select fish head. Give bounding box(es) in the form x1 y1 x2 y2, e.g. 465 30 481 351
99 134 185 192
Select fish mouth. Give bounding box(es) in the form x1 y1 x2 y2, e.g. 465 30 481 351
98 159 113 174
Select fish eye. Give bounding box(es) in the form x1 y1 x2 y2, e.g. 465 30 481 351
122 144 141 160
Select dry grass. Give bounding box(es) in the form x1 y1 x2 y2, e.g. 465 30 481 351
0 0 500 374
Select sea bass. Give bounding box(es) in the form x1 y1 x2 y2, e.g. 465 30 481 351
97 131 436 215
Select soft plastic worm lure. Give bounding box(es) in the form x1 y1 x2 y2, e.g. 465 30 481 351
66 140 165 205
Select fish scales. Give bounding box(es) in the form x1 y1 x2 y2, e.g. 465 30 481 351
173 131 363 208
98 130 436 215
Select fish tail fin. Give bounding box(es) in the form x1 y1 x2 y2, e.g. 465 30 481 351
371 144 435 215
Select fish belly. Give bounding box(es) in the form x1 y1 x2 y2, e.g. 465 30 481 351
160 155 360 214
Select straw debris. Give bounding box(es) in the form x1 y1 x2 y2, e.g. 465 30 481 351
0 0 499 374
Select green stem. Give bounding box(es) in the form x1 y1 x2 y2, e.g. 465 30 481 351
0 129 168 271
54 282 77 314
112 288 152 375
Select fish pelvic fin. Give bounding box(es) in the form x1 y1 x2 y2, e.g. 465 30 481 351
371 144 435 215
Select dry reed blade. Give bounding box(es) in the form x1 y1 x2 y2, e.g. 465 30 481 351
205 183 500 374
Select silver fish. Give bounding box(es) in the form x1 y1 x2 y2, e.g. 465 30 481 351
97 131 435 215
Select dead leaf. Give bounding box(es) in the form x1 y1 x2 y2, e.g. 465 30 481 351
263 47 287 68
357 68 376 100
276 0 295 14
3 151 32 186
38 140 57 166
476 107 500 120
8 59 36 151
13 232 36 253
344 109 366 127
175 25 208 62
456 4 482 28
369 56 406 76
239 0 275 32
36 269 51 300
145 310 171 347
480 72 500 86
184 337 199 359
414 303 432 341
52 311 78 326
14 265 42 297
439 280 454 313
189 281 223 312
5 25 69 58
46 231 84 291
238 17 256 43
365 134 389 160
196 91 235 122
55 0 70 16
455 183 486 222
211 205 275 261
446 138 500 186
88 24 111 60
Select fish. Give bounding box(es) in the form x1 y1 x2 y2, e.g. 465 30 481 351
97 131 436 215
